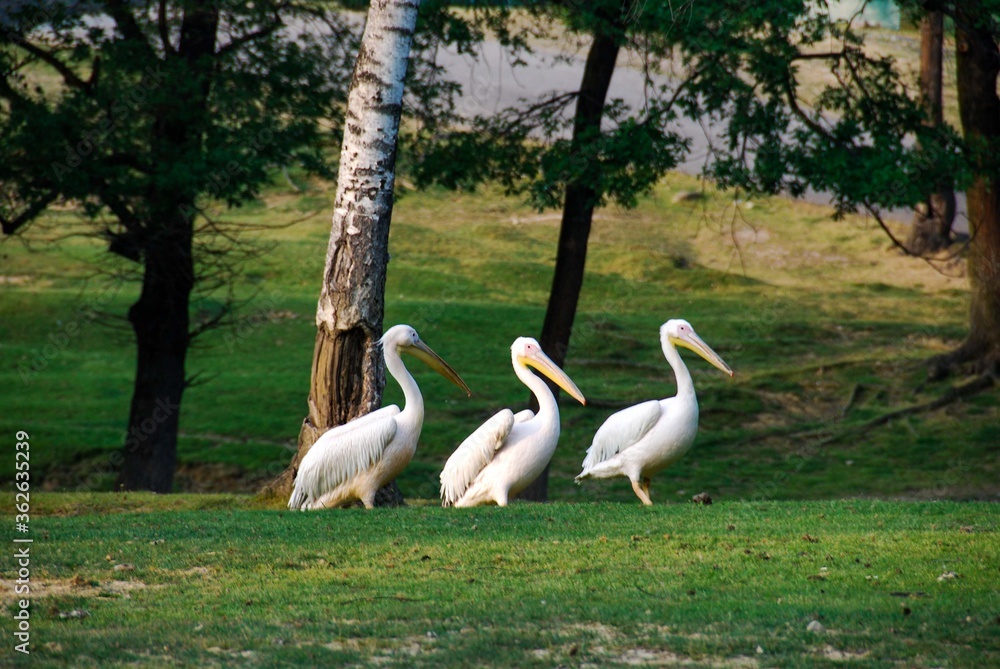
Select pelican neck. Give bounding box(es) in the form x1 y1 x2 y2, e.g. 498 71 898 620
513 356 559 418
384 344 423 419
662 337 695 398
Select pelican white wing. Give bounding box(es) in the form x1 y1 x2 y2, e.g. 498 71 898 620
581 400 662 472
440 409 515 506
289 406 400 510
512 409 535 423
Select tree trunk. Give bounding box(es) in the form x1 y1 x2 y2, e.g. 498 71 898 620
908 10 956 255
116 5 219 492
116 223 194 492
518 29 621 502
262 0 420 505
932 13 1000 377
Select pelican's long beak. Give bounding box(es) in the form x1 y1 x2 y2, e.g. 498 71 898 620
404 341 473 396
673 330 734 377
518 350 587 405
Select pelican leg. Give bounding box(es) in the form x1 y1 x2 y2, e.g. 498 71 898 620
361 493 377 509
631 479 654 506
641 478 652 499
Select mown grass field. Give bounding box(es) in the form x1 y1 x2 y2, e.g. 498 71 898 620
1 169 997 502
2 495 997 667
4 170 999 665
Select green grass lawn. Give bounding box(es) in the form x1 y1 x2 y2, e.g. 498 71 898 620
1 172 996 502
2 495 997 667
2 171 998 666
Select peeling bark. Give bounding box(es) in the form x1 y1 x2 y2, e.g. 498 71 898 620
263 0 420 504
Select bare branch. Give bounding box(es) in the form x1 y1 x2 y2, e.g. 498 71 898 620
11 39 90 91
0 189 59 235
493 90 579 137
791 50 849 62
215 4 289 59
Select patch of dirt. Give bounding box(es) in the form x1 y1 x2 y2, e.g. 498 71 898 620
0 275 31 284
819 645 869 661
565 622 619 642
316 634 436 662
0 578 145 604
561 623 756 668
616 648 758 667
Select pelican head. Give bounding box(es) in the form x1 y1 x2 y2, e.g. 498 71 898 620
661 319 733 376
381 325 472 395
511 337 586 405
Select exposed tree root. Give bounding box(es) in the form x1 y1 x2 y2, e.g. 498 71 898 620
928 341 1000 381
815 372 996 449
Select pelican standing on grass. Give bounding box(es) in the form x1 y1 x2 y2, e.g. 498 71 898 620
576 319 733 505
440 337 586 507
289 324 471 510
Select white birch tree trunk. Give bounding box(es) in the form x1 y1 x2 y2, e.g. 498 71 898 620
264 0 420 505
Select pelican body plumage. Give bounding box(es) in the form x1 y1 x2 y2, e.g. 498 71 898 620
576 319 732 505
440 337 586 507
289 324 470 510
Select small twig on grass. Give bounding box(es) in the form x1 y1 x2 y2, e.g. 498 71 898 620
841 383 865 417
337 595 428 606
634 583 665 598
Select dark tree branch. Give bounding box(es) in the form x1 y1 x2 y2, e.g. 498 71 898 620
158 0 174 53
864 201 923 256
0 72 31 108
12 39 90 91
87 55 101 89
782 74 831 137
494 90 579 136
215 4 289 59
105 0 158 58
791 50 850 61
188 303 233 341
0 190 59 235
99 192 142 233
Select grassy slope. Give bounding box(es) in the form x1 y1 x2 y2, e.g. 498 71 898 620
1 172 997 502
2 494 997 668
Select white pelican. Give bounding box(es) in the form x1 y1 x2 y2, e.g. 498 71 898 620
440 337 586 507
575 319 733 505
289 324 470 510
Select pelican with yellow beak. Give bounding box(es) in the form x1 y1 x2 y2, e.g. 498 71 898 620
440 337 586 507
576 319 733 505
289 324 470 510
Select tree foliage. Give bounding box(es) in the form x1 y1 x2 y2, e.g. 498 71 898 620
414 0 972 237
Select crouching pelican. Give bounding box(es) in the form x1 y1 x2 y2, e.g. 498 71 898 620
440 337 586 507
576 319 732 505
289 324 470 510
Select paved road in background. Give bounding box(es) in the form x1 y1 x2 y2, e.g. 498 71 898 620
435 39 969 232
